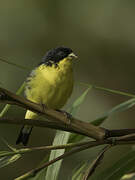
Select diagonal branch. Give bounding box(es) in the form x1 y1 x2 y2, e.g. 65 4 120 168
0 117 93 137
0 87 106 140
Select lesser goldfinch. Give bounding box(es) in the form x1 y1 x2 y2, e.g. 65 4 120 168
16 46 77 145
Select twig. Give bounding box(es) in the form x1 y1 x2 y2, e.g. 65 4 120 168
14 133 135 180
0 140 94 158
2 133 135 159
15 141 104 180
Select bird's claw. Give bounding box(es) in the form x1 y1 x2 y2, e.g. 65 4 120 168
56 109 72 125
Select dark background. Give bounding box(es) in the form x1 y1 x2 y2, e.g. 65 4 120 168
0 1 135 179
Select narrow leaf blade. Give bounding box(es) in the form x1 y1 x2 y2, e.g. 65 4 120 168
82 145 111 180
94 150 135 180
0 144 21 168
92 98 135 126
0 57 29 70
70 162 88 180
69 86 92 116
0 154 21 168
45 87 91 180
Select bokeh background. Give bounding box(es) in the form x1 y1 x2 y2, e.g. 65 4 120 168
0 0 135 179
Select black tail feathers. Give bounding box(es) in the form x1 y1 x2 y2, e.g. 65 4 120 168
16 126 33 146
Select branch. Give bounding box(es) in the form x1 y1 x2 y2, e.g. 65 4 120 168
0 87 106 140
2 117 135 141
1 87 135 179
0 117 90 136
1 87 135 140
3 133 135 159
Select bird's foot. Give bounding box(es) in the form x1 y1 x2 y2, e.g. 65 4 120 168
56 109 72 125
41 103 46 112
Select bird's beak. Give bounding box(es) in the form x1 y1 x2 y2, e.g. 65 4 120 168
68 52 78 59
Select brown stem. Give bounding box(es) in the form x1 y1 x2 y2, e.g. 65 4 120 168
0 87 106 140
107 129 135 138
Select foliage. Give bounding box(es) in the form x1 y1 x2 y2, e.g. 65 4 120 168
1 59 135 180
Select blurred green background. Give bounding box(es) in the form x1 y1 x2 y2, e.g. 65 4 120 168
0 0 135 179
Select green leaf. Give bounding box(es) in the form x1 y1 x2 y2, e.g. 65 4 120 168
27 169 47 180
80 82 135 98
0 153 21 168
92 150 135 180
68 86 92 116
45 87 91 180
70 162 88 180
0 57 30 70
81 145 111 180
71 145 110 180
91 116 107 126
68 133 84 144
92 97 135 126
93 85 135 98
121 173 135 180
45 131 70 180
0 143 21 168
106 98 135 114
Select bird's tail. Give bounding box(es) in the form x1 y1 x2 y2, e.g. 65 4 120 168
16 125 33 146
16 110 37 145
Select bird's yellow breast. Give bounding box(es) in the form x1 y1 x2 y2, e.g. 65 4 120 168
25 58 73 110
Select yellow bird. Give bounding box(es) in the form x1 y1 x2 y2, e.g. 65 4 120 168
16 46 77 145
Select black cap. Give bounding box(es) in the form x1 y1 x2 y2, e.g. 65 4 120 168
41 46 73 65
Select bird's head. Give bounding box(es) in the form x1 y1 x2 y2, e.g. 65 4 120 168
40 46 77 66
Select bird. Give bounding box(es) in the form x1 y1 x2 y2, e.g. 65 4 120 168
16 46 77 145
